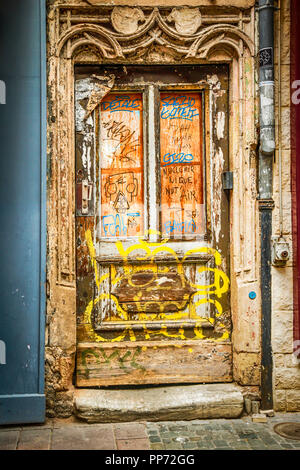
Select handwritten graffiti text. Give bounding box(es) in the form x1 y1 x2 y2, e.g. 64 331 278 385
162 152 194 167
102 213 141 237
164 219 196 234
102 96 139 113
161 95 199 121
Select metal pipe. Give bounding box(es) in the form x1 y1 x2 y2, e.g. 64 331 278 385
258 0 275 411
258 0 275 197
277 0 284 237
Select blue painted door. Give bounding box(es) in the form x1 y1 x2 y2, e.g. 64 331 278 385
0 0 46 424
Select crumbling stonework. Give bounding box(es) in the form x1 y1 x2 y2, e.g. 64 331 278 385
45 347 75 417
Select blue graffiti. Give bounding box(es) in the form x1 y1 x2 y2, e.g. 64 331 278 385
103 214 127 237
102 213 141 236
161 95 199 121
162 152 194 167
164 219 197 234
102 96 140 113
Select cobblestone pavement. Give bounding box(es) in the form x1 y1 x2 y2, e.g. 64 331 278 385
0 413 300 450
146 414 300 451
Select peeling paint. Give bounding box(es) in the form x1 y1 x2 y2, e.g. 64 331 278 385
212 147 224 245
84 74 115 119
216 111 225 140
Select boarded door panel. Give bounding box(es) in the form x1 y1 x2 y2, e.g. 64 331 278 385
100 93 144 239
160 92 204 238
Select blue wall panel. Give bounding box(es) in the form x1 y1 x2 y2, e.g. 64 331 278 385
0 0 46 424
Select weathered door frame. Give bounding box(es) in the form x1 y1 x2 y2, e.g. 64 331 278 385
47 4 260 397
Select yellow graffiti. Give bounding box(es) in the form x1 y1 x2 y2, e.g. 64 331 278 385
83 229 230 343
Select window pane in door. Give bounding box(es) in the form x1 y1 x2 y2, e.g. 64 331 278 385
100 93 144 238
160 92 204 238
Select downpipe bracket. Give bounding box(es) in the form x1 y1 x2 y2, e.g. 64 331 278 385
258 199 275 211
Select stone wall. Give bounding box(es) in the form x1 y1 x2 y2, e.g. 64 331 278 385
272 0 300 412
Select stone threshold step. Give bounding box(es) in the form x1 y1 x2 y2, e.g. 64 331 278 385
75 383 244 423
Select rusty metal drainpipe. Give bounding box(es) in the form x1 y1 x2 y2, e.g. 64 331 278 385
258 0 276 411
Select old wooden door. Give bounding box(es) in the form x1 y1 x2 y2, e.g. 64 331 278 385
75 65 231 387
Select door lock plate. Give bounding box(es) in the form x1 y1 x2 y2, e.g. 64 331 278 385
76 179 93 215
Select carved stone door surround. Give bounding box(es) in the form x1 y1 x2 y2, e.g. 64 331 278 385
47 2 260 388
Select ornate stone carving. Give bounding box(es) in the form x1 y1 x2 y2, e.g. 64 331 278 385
56 6 254 61
167 7 202 35
111 7 145 35
48 3 256 286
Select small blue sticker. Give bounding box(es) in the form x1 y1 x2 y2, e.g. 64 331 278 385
249 291 256 300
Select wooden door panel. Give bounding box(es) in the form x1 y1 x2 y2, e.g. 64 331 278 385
76 341 232 387
75 65 231 387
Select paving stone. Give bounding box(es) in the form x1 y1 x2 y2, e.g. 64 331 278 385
204 443 216 450
149 435 162 443
148 430 159 435
183 442 198 450
114 423 147 440
160 430 177 436
259 436 279 446
233 444 251 450
213 439 230 447
150 442 165 450
117 438 150 450
189 436 203 441
168 425 188 431
196 441 211 449
291 442 300 448
157 424 169 432
195 428 207 436
0 430 19 450
248 439 269 450
162 438 172 444
164 443 182 450
237 431 258 439
51 424 116 450
17 428 51 450
279 443 294 449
